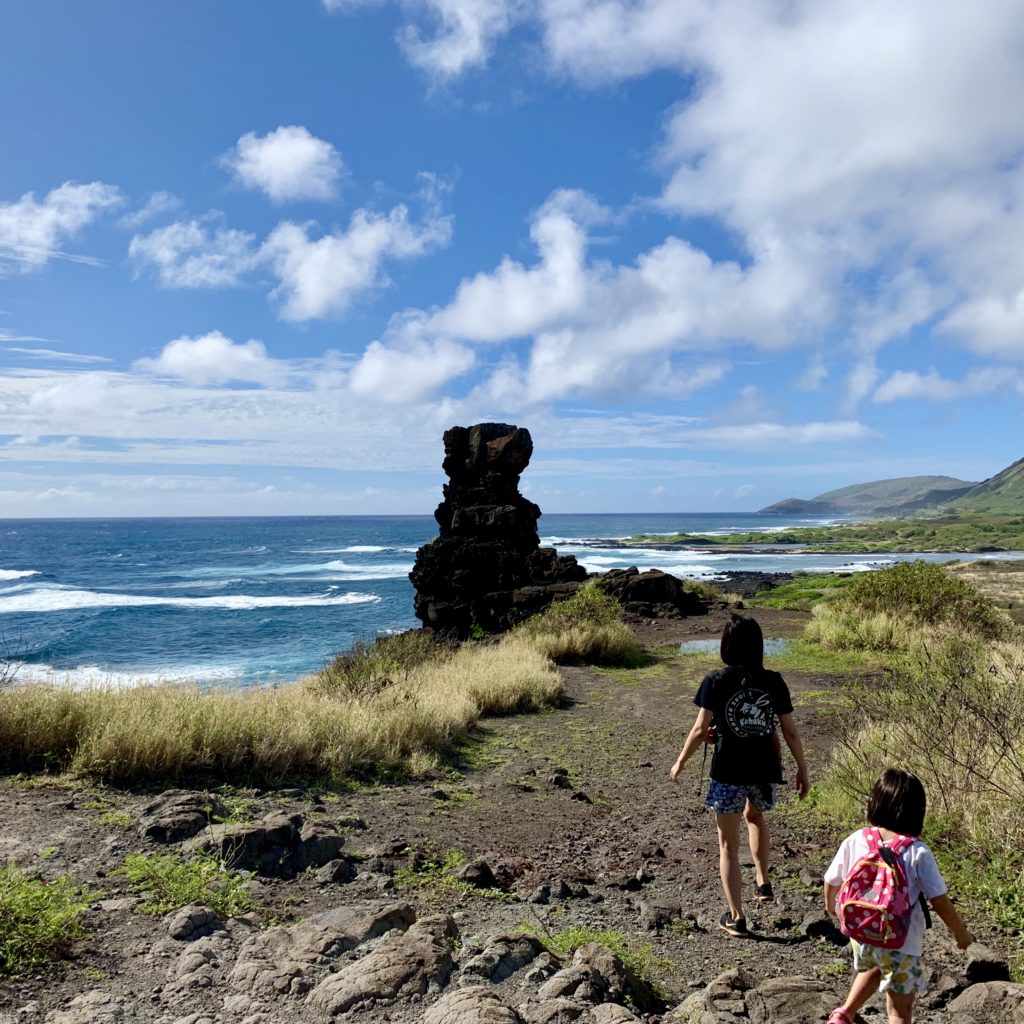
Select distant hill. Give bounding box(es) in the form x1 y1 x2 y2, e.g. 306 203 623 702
759 475 977 516
947 457 1024 513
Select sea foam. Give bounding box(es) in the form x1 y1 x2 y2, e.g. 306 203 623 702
0 587 380 614
0 569 40 581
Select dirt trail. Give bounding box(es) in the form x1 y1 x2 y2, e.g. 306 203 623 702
0 610 996 1021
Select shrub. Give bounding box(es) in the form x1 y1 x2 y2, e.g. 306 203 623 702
114 852 255 918
0 867 95 977
313 630 453 700
805 561 1011 652
516 584 646 666
839 561 1009 637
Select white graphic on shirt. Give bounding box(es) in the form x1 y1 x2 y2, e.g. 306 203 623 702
724 688 774 737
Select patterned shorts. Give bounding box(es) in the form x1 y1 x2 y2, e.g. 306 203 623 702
705 780 776 814
852 941 927 996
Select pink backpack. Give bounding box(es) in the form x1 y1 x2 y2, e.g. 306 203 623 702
836 827 915 949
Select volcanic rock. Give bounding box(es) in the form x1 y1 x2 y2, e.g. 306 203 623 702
411 423 587 636
592 567 706 619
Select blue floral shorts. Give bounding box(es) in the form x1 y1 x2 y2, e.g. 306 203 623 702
705 780 776 814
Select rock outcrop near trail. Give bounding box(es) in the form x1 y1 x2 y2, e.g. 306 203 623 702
411 423 587 636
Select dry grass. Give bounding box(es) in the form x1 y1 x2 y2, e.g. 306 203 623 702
948 559 1024 624
0 588 643 786
0 634 561 786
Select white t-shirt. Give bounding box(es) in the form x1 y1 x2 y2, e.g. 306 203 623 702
824 828 947 957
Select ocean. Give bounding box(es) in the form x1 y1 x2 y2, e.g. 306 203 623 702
1 513 1016 688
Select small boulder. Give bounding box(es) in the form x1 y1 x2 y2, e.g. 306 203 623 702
138 790 224 843
948 981 1024 1023
965 943 1011 984
455 857 499 890
745 976 838 1024
315 858 357 885
459 933 545 985
426 987 525 1024
166 904 224 941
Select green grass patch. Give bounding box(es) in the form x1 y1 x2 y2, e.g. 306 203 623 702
627 514 1024 554
97 809 134 829
748 573 858 610
0 866 96 978
113 852 255 918
394 848 514 902
769 638 877 675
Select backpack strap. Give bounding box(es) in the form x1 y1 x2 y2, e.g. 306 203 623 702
863 827 882 853
887 833 915 856
881 833 934 931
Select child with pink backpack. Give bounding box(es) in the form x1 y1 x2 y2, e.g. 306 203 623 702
823 768 974 1024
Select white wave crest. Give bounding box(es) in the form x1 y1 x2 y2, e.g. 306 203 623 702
10 661 248 688
0 569 40 581
185 559 411 580
0 587 380 614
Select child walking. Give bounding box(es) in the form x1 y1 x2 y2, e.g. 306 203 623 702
824 768 974 1024
670 614 809 937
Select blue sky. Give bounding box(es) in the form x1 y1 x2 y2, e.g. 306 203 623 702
1 0 1022 517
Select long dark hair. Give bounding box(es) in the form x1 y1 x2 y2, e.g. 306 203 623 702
867 768 927 836
720 614 764 669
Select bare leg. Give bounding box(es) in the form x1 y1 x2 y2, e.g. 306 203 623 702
744 799 770 887
886 991 915 1024
715 811 744 920
843 968 881 1016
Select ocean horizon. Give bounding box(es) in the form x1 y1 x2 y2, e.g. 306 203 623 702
2 512 1020 688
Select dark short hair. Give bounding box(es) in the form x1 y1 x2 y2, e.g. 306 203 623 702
720 614 764 669
867 768 926 836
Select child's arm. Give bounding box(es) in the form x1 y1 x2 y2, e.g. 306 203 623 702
669 708 714 783
824 882 841 919
929 894 974 949
778 712 810 798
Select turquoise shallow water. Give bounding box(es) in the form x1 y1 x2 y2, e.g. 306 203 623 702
0 513 1018 686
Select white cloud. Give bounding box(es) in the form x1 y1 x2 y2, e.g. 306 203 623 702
797 354 828 391
134 331 285 386
340 0 1024 368
0 181 122 273
873 367 1024 403
3 348 111 364
428 190 598 341
941 289 1024 359
222 126 344 203
128 217 260 288
118 191 182 230
349 337 475 402
323 0 522 76
841 358 880 415
392 188 812 405
262 201 452 320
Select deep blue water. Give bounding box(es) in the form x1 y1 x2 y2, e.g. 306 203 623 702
1 513 1018 687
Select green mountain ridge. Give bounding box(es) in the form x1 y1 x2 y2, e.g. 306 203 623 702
945 457 1024 513
759 475 977 515
759 457 1024 516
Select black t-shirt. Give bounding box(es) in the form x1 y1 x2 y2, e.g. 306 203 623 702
694 665 794 785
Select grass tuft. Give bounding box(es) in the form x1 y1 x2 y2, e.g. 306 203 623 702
114 852 255 918
515 583 647 666
0 866 95 977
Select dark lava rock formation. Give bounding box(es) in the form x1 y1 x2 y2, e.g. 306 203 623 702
593 567 707 619
411 423 587 637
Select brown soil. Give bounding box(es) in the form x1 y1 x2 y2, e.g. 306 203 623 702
0 609 1001 1021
